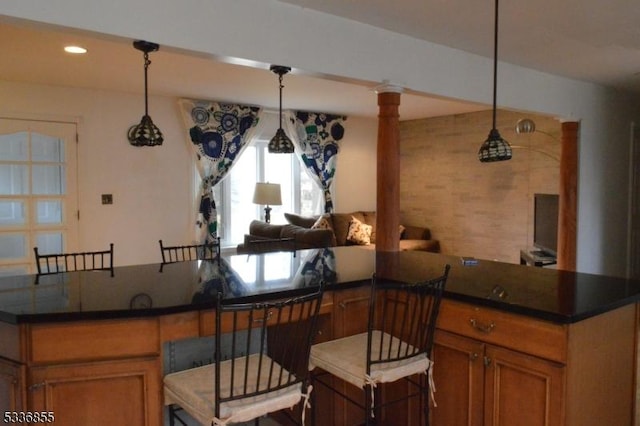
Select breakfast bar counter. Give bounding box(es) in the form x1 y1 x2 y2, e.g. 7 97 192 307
1 247 639 425
2 247 638 325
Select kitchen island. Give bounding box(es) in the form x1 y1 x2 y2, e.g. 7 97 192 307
0 247 638 425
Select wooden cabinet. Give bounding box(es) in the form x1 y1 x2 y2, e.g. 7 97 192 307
432 330 563 426
28 358 160 426
1 287 635 426
270 312 334 426
432 330 484 426
332 286 370 338
21 318 162 426
0 358 24 413
329 286 371 426
484 344 563 426
432 300 637 426
307 313 335 426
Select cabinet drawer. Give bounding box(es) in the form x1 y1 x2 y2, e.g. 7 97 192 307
437 300 567 363
27 318 159 364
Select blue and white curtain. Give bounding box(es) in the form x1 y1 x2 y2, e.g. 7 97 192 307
180 99 262 244
285 112 346 213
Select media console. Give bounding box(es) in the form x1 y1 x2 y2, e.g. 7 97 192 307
520 247 557 267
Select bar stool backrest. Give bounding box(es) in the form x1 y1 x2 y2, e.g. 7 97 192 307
34 243 114 275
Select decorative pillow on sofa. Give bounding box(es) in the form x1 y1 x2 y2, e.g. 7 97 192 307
360 211 376 243
346 216 372 245
284 212 318 229
332 212 366 246
311 214 333 231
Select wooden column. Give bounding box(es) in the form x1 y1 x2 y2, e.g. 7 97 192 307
375 85 402 253
557 121 579 271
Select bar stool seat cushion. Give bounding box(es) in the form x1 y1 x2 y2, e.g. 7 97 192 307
164 353 303 425
309 330 433 389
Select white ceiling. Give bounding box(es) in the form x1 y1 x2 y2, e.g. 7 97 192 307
0 20 486 121
280 0 640 94
2 0 639 120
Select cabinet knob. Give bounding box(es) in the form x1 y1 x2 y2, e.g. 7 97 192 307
483 356 492 367
470 352 479 361
469 318 496 334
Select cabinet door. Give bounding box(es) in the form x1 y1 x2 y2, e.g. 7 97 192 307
28 358 160 426
484 345 564 426
333 286 370 338
432 330 484 426
270 313 334 426
0 358 24 413
332 287 371 425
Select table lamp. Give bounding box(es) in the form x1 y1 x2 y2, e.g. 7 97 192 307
253 182 282 223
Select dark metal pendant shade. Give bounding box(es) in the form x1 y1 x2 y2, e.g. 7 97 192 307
478 0 511 162
128 40 164 147
269 128 294 153
128 114 164 146
268 65 294 154
478 128 512 162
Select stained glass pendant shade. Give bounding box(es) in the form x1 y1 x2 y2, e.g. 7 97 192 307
128 40 164 147
478 0 512 162
268 65 295 154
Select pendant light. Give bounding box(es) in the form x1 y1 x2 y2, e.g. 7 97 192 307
478 0 512 162
128 40 164 147
268 65 295 154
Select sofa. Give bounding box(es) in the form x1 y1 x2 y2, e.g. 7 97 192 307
236 211 440 254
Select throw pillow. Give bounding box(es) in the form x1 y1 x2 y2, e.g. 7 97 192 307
284 212 318 229
346 216 372 245
311 214 333 231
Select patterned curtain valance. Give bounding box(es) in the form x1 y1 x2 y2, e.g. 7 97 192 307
286 111 347 213
184 100 261 180
180 99 262 243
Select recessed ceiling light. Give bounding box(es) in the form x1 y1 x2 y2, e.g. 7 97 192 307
64 45 87 54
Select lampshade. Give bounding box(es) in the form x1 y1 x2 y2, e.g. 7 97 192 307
253 183 282 206
478 129 512 162
128 115 164 146
269 128 294 153
512 118 560 161
515 118 536 134
128 40 163 147
268 65 294 154
477 0 512 163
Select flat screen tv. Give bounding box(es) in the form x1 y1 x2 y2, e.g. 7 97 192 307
533 193 559 257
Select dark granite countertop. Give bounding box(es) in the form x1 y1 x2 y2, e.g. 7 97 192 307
1 246 639 325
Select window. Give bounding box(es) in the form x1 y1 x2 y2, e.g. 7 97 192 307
214 139 323 247
0 118 78 276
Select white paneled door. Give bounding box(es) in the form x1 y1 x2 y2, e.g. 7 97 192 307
0 118 78 276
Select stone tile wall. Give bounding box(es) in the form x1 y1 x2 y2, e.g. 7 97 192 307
400 109 560 264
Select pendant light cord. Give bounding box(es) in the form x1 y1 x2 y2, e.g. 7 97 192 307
492 0 499 130
278 73 284 129
143 52 150 116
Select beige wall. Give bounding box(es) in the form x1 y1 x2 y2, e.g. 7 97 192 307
333 116 377 213
400 109 560 264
